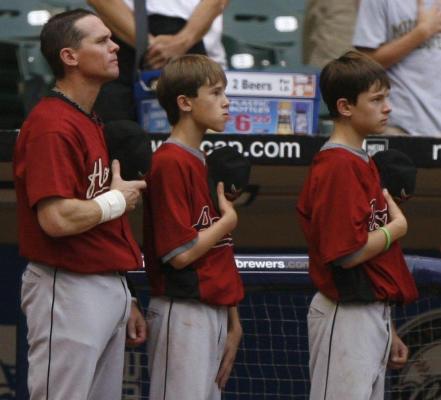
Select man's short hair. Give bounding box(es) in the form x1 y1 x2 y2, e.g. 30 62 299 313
40 8 96 79
320 50 390 118
156 54 227 126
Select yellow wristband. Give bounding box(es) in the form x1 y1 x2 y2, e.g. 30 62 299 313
378 226 392 251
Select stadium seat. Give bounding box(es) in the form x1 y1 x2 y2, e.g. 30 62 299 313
0 41 25 129
222 35 278 70
223 0 307 69
0 1 47 40
0 0 89 41
16 40 52 84
16 40 54 113
0 1 89 128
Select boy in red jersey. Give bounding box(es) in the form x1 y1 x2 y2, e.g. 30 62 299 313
13 9 147 400
297 51 418 400
143 54 243 400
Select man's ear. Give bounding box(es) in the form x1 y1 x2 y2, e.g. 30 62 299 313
177 95 192 113
59 47 79 68
336 98 352 117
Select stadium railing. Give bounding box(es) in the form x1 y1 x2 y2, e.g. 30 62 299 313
122 254 441 400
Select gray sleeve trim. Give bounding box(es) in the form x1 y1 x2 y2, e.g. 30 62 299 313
161 238 198 264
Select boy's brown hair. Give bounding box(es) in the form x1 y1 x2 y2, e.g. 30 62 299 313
320 50 390 118
156 54 227 125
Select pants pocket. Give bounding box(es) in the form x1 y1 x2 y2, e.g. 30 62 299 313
308 293 334 320
21 264 44 283
21 264 47 315
308 304 327 319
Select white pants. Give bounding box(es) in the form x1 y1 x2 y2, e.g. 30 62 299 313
308 292 391 400
21 263 131 400
147 297 228 400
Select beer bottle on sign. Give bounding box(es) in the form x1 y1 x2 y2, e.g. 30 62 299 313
276 101 293 134
294 103 309 134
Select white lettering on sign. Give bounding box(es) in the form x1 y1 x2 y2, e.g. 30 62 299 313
433 144 441 160
226 71 316 98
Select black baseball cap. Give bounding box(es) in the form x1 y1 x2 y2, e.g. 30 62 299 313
103 120 152 180
372 149 417 202
206 146 251 211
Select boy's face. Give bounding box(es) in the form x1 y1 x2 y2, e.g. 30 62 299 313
189 81 230 132
70 15 120 83
348 83 391 136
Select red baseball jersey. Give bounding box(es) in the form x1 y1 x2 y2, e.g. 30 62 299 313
143 142 244 306
297 146 418 303
13 96 142 273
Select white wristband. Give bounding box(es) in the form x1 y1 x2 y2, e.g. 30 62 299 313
93 190 126 223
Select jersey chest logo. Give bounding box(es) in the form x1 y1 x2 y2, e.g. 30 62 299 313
368 198 388 231
86 158 110 199
193 205 233 247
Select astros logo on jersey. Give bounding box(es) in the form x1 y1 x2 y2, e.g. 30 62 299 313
193 205 233 247
368 198 388 232
86 158 110 199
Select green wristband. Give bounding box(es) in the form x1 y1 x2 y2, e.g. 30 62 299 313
379 226 392 251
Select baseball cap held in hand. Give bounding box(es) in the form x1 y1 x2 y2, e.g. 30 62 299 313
104 120 152 180
206 146 251 211
372 149 417 202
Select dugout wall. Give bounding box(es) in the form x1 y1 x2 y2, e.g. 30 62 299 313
12 254 441 399
117 255 441 400
3 133 441 399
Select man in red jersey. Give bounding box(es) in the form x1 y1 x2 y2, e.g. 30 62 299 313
297 51 418 400
13 9 147 400
143 54 243 400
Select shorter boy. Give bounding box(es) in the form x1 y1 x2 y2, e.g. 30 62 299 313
143 54 244 400
297 51 418 400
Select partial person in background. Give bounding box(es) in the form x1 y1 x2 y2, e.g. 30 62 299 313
13 9 147 399
87 0 228 122
353 0 441 136
303 0 359 68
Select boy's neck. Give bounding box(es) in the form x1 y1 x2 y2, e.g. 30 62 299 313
169 118 206 150
328 120 367 149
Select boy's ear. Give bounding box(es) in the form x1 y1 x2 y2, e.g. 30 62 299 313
336 98 352 117
59 47 79 68
177 95 192 113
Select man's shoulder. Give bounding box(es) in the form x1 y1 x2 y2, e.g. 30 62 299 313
25 97 73 126
21 97 91 143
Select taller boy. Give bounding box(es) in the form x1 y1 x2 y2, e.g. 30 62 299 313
143 54 244 400
297 51 418 399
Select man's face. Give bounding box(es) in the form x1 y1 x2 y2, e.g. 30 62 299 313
349 82 392 136
71 15 119 83
189 81 230 132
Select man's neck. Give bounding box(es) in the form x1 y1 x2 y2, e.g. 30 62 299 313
54 77 101 114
